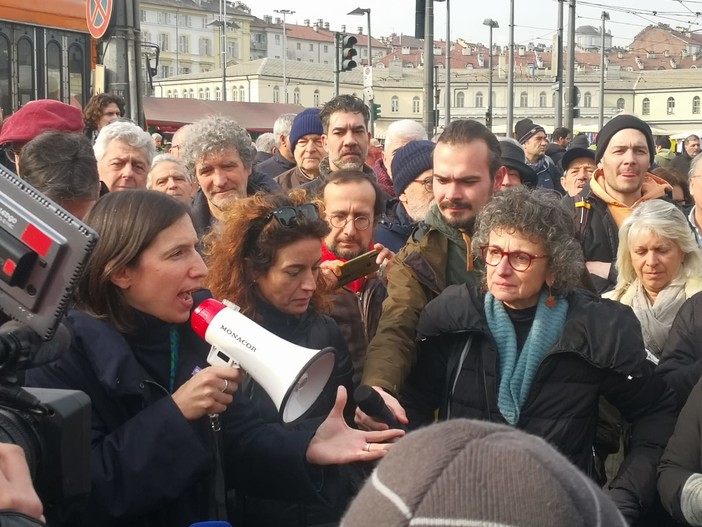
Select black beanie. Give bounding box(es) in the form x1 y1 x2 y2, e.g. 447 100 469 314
595 114 655 165
515 118 545 144
342 419 627 527
391 140 435 196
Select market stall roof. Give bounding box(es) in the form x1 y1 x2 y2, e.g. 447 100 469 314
144 97 303 133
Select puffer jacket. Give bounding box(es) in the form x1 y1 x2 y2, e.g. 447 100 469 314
401 284 677 524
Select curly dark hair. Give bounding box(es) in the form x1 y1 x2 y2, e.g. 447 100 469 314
320 94 369 134
203 189 332 320
82 93 125 133
473 186 584 295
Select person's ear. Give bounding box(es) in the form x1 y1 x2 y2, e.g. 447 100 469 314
493 166 508 192
109 263 133 290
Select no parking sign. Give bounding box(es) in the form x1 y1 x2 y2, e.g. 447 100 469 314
86 0 114 39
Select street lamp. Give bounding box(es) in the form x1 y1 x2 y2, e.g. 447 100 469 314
598 11 610 129
483 18 499 130
207 0 240 102
348 7 374 136
274 9 295 104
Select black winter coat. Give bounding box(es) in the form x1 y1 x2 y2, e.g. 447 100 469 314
658 376 702 525
401 284 677 524
374 198 415 253
25 305 334 527
657 292 702 409
232 301 355 526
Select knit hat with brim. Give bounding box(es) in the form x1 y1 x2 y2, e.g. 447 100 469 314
342 419 627 527
595 114 655 166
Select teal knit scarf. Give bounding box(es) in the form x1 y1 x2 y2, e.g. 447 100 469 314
484 290 569 425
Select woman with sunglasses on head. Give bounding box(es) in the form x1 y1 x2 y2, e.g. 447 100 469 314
25 190 401 527
399 185 677 525
204 190 356 527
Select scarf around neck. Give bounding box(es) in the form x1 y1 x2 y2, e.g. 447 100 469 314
630 279 686 358
484 290 569 425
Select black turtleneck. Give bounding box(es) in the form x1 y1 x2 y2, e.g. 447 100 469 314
504 304 538 351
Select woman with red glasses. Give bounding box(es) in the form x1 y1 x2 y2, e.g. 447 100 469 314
399 185 677 525
203 190 357 527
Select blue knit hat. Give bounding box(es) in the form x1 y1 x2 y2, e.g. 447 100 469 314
289 108 324 154
391 140 435 196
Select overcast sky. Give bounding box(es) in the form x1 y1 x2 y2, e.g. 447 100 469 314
246 0 702 49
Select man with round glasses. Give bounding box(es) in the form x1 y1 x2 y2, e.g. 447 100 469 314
319 169 394 384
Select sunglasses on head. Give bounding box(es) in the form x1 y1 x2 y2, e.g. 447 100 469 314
266 203 320 227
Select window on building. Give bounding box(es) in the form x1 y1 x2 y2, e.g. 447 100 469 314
189 89 194 98
160 65 170 78
616 98 625 110
159 33 169 52
199 38 211 56
293 87 300 105
296 42 301 50
642 97 650 115
179 35 189 54
539 91 547 108
215 87 221 101
198 88 204 99
143 31 152 44
693 96 701 115
179 67 190 75
413 96 420 113
520 91 528 107
157 12 166 24
205 88 211 100
275 34 281 44
273 86 280 103
667 96 675 115
167 90 172 98
475 92 484 108
141 10 146 22
309 43 314 51
239 86 244 101
455 91 464 108
584 92 592 108
391 96 399 113
314 89 320 107
323 45 328 53
232 87 238 101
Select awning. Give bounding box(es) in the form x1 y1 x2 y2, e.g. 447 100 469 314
143 97 303 134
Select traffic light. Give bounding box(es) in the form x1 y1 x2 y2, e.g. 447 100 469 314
372 103 381 120
341 36 358 72
485 111 492 128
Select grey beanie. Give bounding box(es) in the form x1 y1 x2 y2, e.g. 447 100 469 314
342 419 627 527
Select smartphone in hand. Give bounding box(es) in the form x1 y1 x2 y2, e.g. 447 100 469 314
336 250 380 287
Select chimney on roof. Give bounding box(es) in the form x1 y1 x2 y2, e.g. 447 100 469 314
324 22 330 30
263 15 272 24
358 26 364 35
341 24 346 33
275 17 281 25
304 19 310 26
317 18 324 27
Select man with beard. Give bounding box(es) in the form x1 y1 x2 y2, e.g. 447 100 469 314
275 108 326 190
319 169 394 384
301 95 376 196
357 120 505 427
183 115 280 239
515 118 563 193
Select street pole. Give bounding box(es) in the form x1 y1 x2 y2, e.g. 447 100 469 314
334 32 340 97
565 0 576 131
555 0 564 128
483 19 498 130
423 0 434 138
221 0 227 101
275 9 295 104
445 0 451 126
507 0 514 135
367 10 373 136
598 11 609 129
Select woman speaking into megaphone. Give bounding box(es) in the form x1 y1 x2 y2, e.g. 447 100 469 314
25 190 402 527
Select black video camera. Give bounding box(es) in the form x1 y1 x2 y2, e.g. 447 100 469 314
0 163 97 504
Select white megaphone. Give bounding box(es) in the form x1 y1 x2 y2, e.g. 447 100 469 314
191 298 336 424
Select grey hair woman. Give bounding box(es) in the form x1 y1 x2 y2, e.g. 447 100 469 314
606 199 702 359
400 185 677 525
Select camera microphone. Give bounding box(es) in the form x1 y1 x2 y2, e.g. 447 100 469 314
354 384 407 431
0 320 71 370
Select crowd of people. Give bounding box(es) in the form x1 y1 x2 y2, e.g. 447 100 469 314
1 91 702 527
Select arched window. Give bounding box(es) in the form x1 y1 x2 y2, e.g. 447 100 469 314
667 97 675 115
520 91 528 107
232 87 238 101
616 98 625 110
205 88 211 100
642 98 650 115
239 85 244 101
539 91 547 108
18 37 35 105
391 96 399 113
314 89 320 107
46 41 62 100
693 96 700 115
215 87 221 101
552 91 557 107
475 92 484 108
189 89 194 98
412 96 420 113
293 87 300 105
198 88 204 99
167 90 172 98
273 86 280 103
455 91 464 108
583 92 592 108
